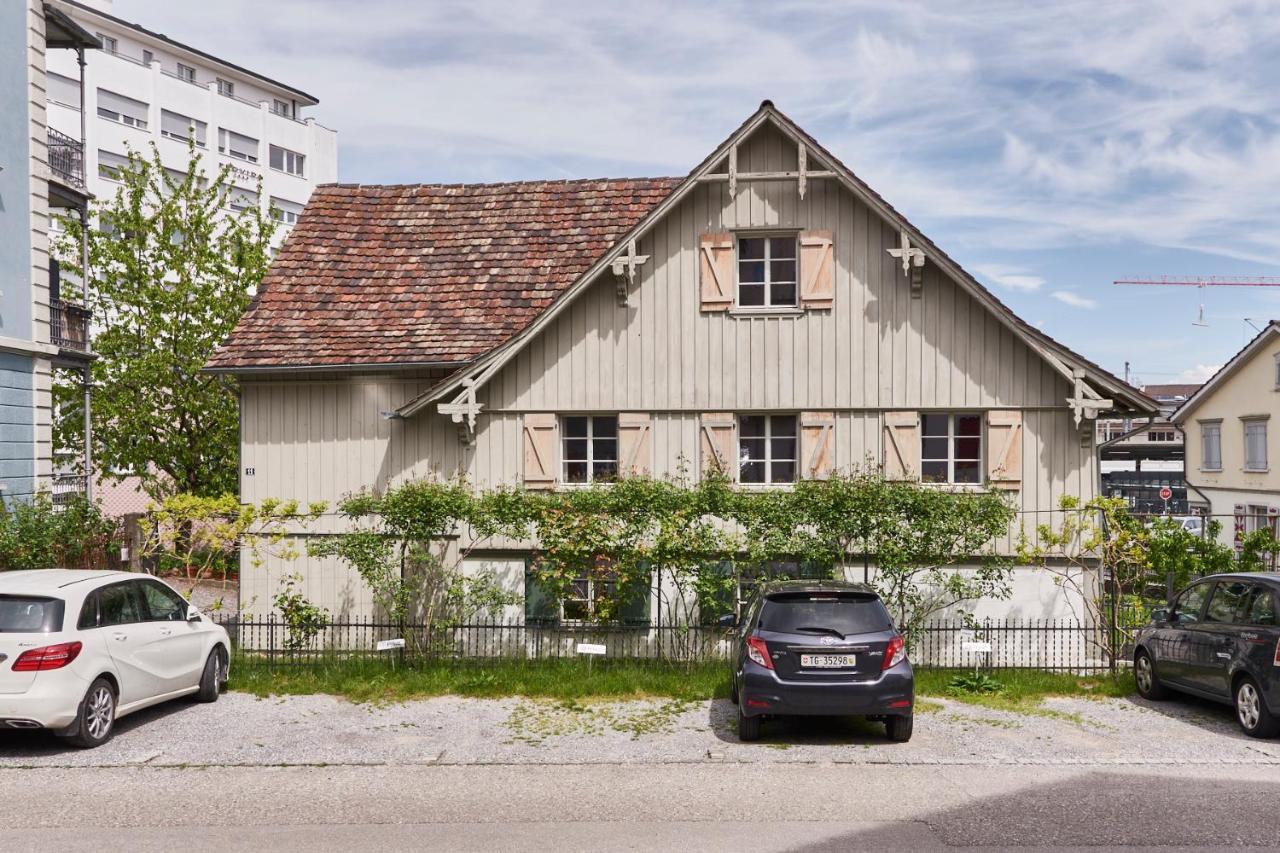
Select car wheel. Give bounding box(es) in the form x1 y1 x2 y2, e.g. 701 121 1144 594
62 677 116 749
1235 677 1280 738
1134 651 1169 700
195 648 226 704
885 713 913 742
738 705 761 742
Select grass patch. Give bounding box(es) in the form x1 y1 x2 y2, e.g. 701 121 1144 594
915 668 1135 717
230 655 729 704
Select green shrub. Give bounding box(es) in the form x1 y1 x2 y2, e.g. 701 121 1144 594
0 493 117 571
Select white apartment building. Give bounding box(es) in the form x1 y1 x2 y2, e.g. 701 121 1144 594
44 0 337 245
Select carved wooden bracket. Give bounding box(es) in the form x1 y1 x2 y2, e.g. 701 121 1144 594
610 239 649 305
437 377 481 446
887 230 927 297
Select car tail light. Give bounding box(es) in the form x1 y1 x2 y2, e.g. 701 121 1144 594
746 635 774 670
881 634 906 671
12 641 82 672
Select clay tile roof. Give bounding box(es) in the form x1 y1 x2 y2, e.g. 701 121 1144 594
206 177 682 370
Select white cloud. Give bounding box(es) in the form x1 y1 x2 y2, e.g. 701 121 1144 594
974 264 1045 292
1051 291 1098 310
1175 364 1221 383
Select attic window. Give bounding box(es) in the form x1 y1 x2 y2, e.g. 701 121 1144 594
737 235 797 307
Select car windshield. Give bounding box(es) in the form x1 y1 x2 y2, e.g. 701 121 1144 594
0 595 64 633
758 592 891 637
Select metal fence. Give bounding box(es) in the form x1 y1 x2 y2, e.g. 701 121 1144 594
47 127 85 188
212 615 1118 672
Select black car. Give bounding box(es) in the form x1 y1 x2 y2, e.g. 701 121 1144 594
1133 573 1280 737
723 580 914 742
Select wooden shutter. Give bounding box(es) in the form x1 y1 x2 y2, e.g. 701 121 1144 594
800 411 835 480
700 412 737 477
522 413 557 489
799 229 834 308
617 412 652 478
699 232 734 311
986 410 1023 490
882 411 919 480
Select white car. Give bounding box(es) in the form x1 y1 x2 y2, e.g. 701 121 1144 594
0 570 230 748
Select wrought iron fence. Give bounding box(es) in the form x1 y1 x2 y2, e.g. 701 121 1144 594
50 299 90 351
212 615 1121 672
47 127 85 189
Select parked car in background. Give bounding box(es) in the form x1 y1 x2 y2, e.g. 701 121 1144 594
1133 573 1280 737
0 570 229 748
723 580 914 742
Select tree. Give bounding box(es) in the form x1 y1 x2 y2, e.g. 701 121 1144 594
53 140 276 500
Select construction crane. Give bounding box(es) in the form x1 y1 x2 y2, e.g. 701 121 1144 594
1114 276 1280 327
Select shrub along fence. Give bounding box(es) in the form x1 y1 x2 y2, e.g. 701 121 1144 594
212 615 1118 673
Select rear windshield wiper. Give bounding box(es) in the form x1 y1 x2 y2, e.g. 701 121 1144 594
791 626 846 639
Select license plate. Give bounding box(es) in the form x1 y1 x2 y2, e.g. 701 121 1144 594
801 654 856 668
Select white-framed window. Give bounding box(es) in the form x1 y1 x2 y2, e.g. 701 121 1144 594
160 109 206 146
176 63 196 83
271 99 293 118
921 413 983 485
98 33 117 54
269 144 305 177
1244 418 1269 472
96 89 148 129
218 128 259 163
1148 429 1176 442
1246 504 1277 535
738 414 797 484
561 415 618 484
736 234 797 308
270 197 303 225
226 187 259 213
96 149 129 182
216 78 234 97
47 72 81 108
1200 421 1222 470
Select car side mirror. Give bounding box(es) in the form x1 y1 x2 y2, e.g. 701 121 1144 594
1150 607 1168 624
186 606 201 622
717 613 737 629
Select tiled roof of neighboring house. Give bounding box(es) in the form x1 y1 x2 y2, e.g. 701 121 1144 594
206 178 681 370
1141 383 1201 399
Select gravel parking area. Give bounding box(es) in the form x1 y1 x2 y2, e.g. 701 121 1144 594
2 689 1279 769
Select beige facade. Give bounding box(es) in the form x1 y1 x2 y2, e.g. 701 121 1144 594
228 107 1154 621
1174 324 1280 548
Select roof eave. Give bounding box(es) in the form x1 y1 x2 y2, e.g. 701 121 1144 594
1171 322 1280 423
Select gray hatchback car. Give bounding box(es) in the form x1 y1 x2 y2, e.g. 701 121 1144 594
725 580 914 742
1133 573 1280 737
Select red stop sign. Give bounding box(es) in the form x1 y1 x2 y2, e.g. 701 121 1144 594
1159 486 1173 501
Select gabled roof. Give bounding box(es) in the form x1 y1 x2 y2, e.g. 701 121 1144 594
393 101 1154 417
1171 321 1280 423
205 179 680 370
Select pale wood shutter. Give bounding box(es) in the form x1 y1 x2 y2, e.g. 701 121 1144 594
617 412 652 478
700 412 737 478
799 229 834 309
882 411 919 480
522 413 557 489
986 410 1023 490
800 411 836 480
699 232 734 312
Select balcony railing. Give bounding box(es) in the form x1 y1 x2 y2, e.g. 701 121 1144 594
52 474 88 508
50 298 90 352
47 127 85 190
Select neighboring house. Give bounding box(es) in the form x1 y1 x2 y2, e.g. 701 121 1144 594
1173 323 1280 551
0 1 98 508
43 0 338 249
1099 383 1199 514
207 102 1156 623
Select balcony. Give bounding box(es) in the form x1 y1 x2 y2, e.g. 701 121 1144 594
47 127 86 190
51 298 91 353
52 473 88 508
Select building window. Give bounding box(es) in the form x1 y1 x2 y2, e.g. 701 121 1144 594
98 33 117 54
921 413 983 484
47 72 81 108
737 235 797 308
218 128 259 163
96 89 149 129
269 144 305 177
738 414 797 484
226 187 259 213
561 415 618 484
142 49 154 65
1244 418 1268 472
216 78 234 97
271 99 293 118
176 63 196 83
97 149 129 181
270 197 302 225
160 109 207 146
1200 421 1222 471
525 563 650 625
1148 429 1176 442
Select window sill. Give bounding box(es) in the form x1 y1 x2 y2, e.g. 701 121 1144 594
1243 468 1270 474
270 166 306 179
727 307 804 318
1200 467 1223 473
921 482 990 494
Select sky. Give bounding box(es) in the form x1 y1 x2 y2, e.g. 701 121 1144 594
116 0 1280 387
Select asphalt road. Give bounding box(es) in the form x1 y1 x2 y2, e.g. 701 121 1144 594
3 763 1277 852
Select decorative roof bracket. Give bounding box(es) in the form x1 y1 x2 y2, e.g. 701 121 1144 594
437 377 482 445
1066 369 1113 428
887 230 927 297
610 239 649 305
